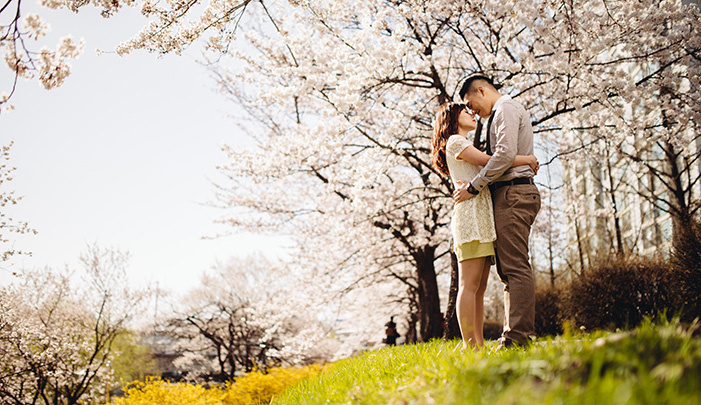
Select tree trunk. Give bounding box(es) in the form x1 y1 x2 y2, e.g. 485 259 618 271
574 214 585 274
414 246 444 341
405 312 418 344
548 229 555 286
605 147 625 256
671 213 693 251
442 249 461 340
662 139 693 250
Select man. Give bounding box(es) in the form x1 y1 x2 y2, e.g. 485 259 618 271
454 75 541 348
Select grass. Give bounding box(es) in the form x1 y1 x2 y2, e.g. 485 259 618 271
272 318 701 404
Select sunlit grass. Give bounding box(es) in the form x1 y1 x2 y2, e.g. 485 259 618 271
273 317 701 404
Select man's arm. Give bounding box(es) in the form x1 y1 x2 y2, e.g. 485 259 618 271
453 104 520 203
470 103 520 190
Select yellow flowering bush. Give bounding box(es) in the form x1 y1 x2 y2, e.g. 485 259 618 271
107 364 325 405
109 378 224 405
222 364 325 405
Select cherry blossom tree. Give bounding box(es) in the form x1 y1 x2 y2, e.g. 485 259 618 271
159 255 339 382
0 245 149 405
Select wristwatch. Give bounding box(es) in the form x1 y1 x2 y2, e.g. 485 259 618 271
467 183 479 195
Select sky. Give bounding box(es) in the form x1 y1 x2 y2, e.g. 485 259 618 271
0 4 286 294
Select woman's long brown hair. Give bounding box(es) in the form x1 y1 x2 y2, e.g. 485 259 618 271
431 102 465 177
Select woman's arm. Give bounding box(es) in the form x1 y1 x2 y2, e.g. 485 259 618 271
513 155 539 173
457 145 539 172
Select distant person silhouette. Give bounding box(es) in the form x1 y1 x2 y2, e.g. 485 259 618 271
385 316 400 345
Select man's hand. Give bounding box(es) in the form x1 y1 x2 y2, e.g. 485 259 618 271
453 181 475 204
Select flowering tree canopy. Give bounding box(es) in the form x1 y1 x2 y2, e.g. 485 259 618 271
160 255 338 381
0 245 149 405
205 0 700 340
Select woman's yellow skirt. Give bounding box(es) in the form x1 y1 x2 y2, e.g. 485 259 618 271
455 239 495 263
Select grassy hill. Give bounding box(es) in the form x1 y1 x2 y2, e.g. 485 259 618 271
273 318 700 404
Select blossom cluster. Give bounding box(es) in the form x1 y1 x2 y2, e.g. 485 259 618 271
0 0 135 109
1 8 84 112
0 142 37 262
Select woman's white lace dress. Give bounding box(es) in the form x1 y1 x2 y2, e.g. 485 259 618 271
445 135 497 249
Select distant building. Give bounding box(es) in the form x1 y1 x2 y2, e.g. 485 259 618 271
559 60 699 272
562 150 675 269
139 332 186 381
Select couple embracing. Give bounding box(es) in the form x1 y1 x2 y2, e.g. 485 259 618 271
431 75 541 350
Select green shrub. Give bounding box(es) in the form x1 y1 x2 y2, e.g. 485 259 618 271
563 256 674 331
535 283 564 336
670 220 701 323
111 332 159 386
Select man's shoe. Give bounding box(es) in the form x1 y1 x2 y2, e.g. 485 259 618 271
495 337 516 351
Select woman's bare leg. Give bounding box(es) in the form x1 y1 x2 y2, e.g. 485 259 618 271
457 256 487 349
473 259 491 347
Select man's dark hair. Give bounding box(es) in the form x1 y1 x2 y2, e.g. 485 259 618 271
459 75 496 99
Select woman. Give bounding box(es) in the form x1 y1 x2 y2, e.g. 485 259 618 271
431 102 538 349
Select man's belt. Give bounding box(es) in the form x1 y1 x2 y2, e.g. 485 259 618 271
491 177 534 191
